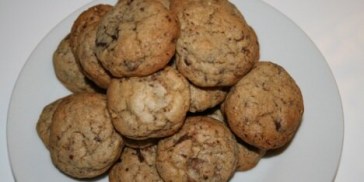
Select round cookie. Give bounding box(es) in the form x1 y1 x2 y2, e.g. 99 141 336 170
109 145 163 182
53 35 102 93
95 0 179 77
107 67 190 140
175 0 259 87
236 139 265 171
69 4 113 53
224 61 304 150
36 98 64 149
156 116 238 182
76 23 113 89
189 83 227 113
49 93 123 178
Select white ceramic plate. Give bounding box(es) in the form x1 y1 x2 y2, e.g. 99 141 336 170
7 0 344 181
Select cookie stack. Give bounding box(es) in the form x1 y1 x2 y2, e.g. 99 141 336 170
36 0 304 181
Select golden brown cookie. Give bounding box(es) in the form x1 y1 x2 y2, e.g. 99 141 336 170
236 139 265 171
95 0 179 77
36 98 64 149
107 67 190 140
76 23 113 89
174 0 259 87
109 145 163 182
224 61 304 150
156 116 238 182
189 83 227 113
49 93 123 178
53 35 101 93
69 4 113 53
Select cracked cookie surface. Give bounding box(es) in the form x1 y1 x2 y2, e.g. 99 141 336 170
174 0 259 87
224 61 304 150
107 67 190 140
171 0 259 87
156 116 237 182
109 145 163 182
49 93 123 178
95 0 179 77
53 35 101 93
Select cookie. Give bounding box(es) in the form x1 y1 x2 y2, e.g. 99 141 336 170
69 4 113 53
76 23 113 89
53 35 102 93
36 98 64 149
109 145 163 182
223 61 304 150
174 0 259 87
156 116 237 182
95 0 179 77
107 67 190 140
236 139 265 171
189 83 227 113
49 93 123 178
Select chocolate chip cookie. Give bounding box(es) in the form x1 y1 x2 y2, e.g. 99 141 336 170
95 0 179 77
53 35 101 93
36 98 64 149
174 0 259 87
156 116 238 182
49 93 123 178
223 61 304 150
107 67 190 140
76 23 113 89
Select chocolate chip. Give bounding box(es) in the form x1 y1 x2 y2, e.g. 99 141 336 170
96 41 107 47
274 118 282 132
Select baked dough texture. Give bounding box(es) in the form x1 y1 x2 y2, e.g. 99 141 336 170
76 23 113 89
174 0 259 87
156 116 238 182
36 98 64 149
69 4 113 53
107 67 190 140
189 83 227 113
53 35 101 93
49 93 123 178
95 0 179 77
236 139 265 171
224 61 304 150
109 145 163 182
